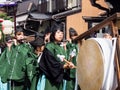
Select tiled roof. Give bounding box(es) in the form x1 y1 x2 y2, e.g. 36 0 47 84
29 12 52 20
16 0 37 16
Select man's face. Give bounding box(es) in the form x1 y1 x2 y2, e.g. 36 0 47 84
16 32 24 41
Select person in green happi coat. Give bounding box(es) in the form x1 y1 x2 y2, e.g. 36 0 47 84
30 35 45 90
0 26 38 90
38 23 76 90
0 33 9 90
65 27 80 90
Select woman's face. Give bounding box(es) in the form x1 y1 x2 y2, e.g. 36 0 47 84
54 30 63 42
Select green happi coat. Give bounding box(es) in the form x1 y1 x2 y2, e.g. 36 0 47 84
65 42 79 90
67 42 78 78
0 43 38 90
39 42 69 90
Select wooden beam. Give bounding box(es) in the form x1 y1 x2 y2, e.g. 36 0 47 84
75 13 120 41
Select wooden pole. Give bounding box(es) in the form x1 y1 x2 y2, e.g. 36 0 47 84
115 37 120 90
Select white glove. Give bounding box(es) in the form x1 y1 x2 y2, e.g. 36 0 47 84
70 49 76 58
57 54 65 62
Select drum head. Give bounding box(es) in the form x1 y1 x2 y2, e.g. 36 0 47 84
77 39 104 90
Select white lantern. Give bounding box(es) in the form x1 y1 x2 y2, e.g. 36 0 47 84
2 20 13 35
0 0 6 3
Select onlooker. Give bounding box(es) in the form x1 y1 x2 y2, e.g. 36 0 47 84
103 33 112 39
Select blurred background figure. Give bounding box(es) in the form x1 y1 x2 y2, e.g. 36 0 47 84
103 33 112 39
44 26 51 44
65 27 80 90
69 27 78 42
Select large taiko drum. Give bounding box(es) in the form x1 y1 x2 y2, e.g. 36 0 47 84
77 38 117 90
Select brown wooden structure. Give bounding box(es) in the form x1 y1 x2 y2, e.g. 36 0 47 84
75 13 120 90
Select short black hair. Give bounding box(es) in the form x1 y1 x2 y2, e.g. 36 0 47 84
50 23 63 42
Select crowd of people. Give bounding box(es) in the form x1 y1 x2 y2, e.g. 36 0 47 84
0 22 80 90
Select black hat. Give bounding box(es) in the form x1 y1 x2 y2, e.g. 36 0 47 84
51 23 63 33
30 37 45 47
5 34 12 42
15 26 23 34
69 27 78 38
44 26 51 34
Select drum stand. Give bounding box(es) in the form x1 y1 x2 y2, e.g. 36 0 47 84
111 21 120 90
114 36 120 90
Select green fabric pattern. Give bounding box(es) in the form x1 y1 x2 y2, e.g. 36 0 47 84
0 43 38 90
